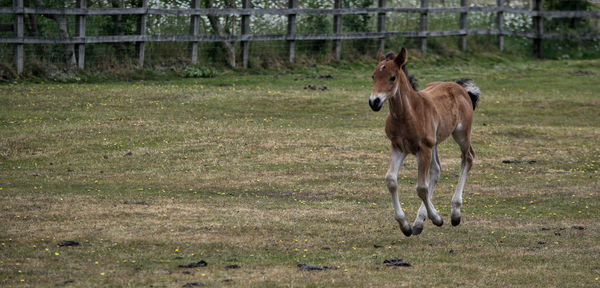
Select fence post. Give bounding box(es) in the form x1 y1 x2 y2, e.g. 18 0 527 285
377 0 386 51
13 0 24 75
287 0 296 63
533 0 543 58
333 0 342 60
136 0 147 68
241 0 250 68
497 0 504 52
459 0 467 51
189 0 200 65
419 0 428 54
75 0 86 69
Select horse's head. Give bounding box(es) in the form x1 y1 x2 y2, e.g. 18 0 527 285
369 48 407 112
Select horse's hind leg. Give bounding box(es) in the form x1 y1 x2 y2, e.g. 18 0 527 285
451 133 475 226
416 147 444 228
385 148 412 237
412 145 441 235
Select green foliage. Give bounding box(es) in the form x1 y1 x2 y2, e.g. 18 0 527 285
183 66 218 78
542 0 599 59
297 0 331 54
300 0 331 34
341 0 374 55
0 62 17 82
342 0 373 33
544 0 595 37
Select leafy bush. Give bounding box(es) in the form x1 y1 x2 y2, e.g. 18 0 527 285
183 66 218 78
542 0 600 59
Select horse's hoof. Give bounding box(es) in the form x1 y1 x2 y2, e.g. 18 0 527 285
432 216 444 227
451 210 461 226
451 217 461 226
400 223 412 237
412 225 423 235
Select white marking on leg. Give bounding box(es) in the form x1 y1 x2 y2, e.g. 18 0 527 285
416 149 443 226
413 146 441 232
385 149 411 235
452 159 470 225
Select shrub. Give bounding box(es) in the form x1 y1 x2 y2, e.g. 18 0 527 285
183 66 218 78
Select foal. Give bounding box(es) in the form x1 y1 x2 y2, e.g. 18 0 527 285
369 48 480 236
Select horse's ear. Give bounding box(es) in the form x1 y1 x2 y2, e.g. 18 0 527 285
377 49 385 62
395 48 407 67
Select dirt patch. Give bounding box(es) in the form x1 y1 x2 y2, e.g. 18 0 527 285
502 160 537 164
297 264 337 271
570 70 594 76
303 84 328 91
182 282 204 287
382 258 412 267
179 261 207 268
58 240 80 247
123 201 151 205
55 280 74 286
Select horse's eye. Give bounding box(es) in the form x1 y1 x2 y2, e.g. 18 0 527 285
390 76 396 82
371 75 374 80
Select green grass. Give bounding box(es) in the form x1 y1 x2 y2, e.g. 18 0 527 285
1 55 599 287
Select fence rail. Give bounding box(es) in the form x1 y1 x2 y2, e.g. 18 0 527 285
2 0 599 74
2 7 600 17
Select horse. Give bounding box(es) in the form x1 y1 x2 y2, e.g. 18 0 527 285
369 48 480 236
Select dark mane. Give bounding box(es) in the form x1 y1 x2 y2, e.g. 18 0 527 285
384 51 418 91
402 65 418 91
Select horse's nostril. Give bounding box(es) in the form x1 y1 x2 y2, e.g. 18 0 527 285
369 97 382 111
371 98 381 108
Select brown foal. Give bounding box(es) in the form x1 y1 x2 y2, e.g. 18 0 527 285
369 48 480 236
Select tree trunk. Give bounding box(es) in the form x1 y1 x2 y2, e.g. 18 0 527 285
31 0 76 68
25 11 45 56
26 14 38 36
110 0 127 57
202 0 236 67
56 15 76 67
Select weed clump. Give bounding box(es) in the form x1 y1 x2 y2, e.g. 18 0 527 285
183 66 218 78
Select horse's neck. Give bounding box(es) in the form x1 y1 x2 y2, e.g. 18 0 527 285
389 78 419 121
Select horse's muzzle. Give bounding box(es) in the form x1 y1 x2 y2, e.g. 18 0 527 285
369 98 383 111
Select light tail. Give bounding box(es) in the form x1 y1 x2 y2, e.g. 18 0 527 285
455 78 480 110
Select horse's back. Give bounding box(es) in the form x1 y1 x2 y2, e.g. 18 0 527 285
420 81 474 143
421 81 473 114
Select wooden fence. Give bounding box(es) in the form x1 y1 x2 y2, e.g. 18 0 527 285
1 0 599 74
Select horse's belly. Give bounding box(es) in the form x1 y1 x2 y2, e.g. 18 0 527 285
386 133 420 154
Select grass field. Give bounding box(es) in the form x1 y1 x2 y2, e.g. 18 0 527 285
1 56 599 287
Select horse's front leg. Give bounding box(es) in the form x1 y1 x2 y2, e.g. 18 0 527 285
416 147 444 227
385 148 412 237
